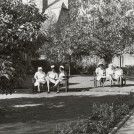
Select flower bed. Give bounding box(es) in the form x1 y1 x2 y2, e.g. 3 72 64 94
55 93 134 134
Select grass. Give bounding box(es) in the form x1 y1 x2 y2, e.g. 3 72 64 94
0 95 126 134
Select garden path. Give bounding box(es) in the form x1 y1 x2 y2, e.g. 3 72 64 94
0 75 134 134
117 113 134 134
0 75 134 99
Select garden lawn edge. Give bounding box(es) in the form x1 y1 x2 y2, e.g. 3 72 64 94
108 109 134 134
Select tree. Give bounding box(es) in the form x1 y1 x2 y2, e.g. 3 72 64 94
44 0 134 64
0 0 48 89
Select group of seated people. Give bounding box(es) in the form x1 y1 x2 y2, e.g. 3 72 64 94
95 63 124 86
34 65 67 93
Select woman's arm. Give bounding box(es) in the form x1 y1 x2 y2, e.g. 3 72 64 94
34 72 38 80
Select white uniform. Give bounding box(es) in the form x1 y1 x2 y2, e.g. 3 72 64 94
59 71 66 82
46 71 58 84
95 68 106 81
106 68 115 80
34 72 46 86
114 69 123 79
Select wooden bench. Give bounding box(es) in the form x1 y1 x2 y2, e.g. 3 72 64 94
32 77 69 93
93 72 126 87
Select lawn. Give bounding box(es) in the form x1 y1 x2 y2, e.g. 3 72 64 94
0 95 126 134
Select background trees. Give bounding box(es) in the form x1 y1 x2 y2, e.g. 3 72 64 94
43 0 134 64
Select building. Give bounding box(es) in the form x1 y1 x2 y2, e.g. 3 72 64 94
22 0 134 67
22 0 68 20
113 54 134 67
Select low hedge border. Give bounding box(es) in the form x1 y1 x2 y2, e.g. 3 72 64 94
109 109 134 134
55 94 134 134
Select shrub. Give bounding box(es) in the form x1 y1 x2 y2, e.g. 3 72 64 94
0 56 28 93
122 65 134 75
54 94 134 134
74 64 97 75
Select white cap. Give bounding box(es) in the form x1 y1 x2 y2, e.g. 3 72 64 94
109 63 114 67
51 65 55 68
60 65 64 69
38 67 42 70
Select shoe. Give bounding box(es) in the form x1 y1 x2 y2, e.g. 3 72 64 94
57 91 59 93
52 85 56 89
47 91 50 94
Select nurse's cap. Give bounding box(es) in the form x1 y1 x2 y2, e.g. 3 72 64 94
60 65 64 69
51 65 55 68
38 67 42 70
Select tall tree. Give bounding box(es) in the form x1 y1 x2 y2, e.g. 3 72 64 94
45 0 134 64
0 0 47 88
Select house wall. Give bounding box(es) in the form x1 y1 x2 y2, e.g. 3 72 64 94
45 0 68 20
112 54 134 67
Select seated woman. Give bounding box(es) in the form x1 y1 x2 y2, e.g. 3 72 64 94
106 63 115 84
34 67 46 92
46 65 58 93
114 66 124 85
54 65 67 93
95 64 106 86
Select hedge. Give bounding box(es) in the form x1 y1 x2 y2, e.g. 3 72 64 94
55 93 134 134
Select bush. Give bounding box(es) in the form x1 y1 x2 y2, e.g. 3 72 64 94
74 64 97 75
122 65 134 75
54 94 134 134
0 56 28 93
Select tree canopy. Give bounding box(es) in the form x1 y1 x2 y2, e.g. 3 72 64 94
43 0 134 63
0 0 48 88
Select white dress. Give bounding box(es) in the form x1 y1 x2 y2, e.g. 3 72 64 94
46 71 58 84
114 69 123 79
59 72 66 82
34 72 46 86
106 68 115 80
95 68 106 81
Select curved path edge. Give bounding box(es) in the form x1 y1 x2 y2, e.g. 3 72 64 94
108 109 134 134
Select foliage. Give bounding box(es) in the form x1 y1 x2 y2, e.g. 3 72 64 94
0 55 28 93
0 0 47 56
54 94 134 134
43 0 134 64
0 0 48 89
122 65 134 76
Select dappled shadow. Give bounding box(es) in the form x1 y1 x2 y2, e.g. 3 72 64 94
124 84 134 87
60 87 93 92
69 83 80 85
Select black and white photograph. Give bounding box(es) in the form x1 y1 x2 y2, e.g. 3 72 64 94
0 0 134 133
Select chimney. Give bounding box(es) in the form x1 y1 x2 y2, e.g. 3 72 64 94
42 0 48 12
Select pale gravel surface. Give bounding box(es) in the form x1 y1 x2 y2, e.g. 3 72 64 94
1 75 134 99
0 75 134 134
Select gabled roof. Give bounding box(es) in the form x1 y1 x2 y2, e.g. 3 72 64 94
56 2 70 30
62 2 68 9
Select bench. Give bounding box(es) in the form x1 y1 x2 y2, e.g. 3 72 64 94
32 77 69 93
93 72 126 87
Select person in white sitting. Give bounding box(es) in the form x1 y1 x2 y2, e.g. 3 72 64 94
46 65 58 93
54 65 67 93
114 66 123 84
106 63 115 81
95 64 106 86
34 67 46 92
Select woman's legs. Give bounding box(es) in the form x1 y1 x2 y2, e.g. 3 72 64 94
46 76 56 93
38 80 46 92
